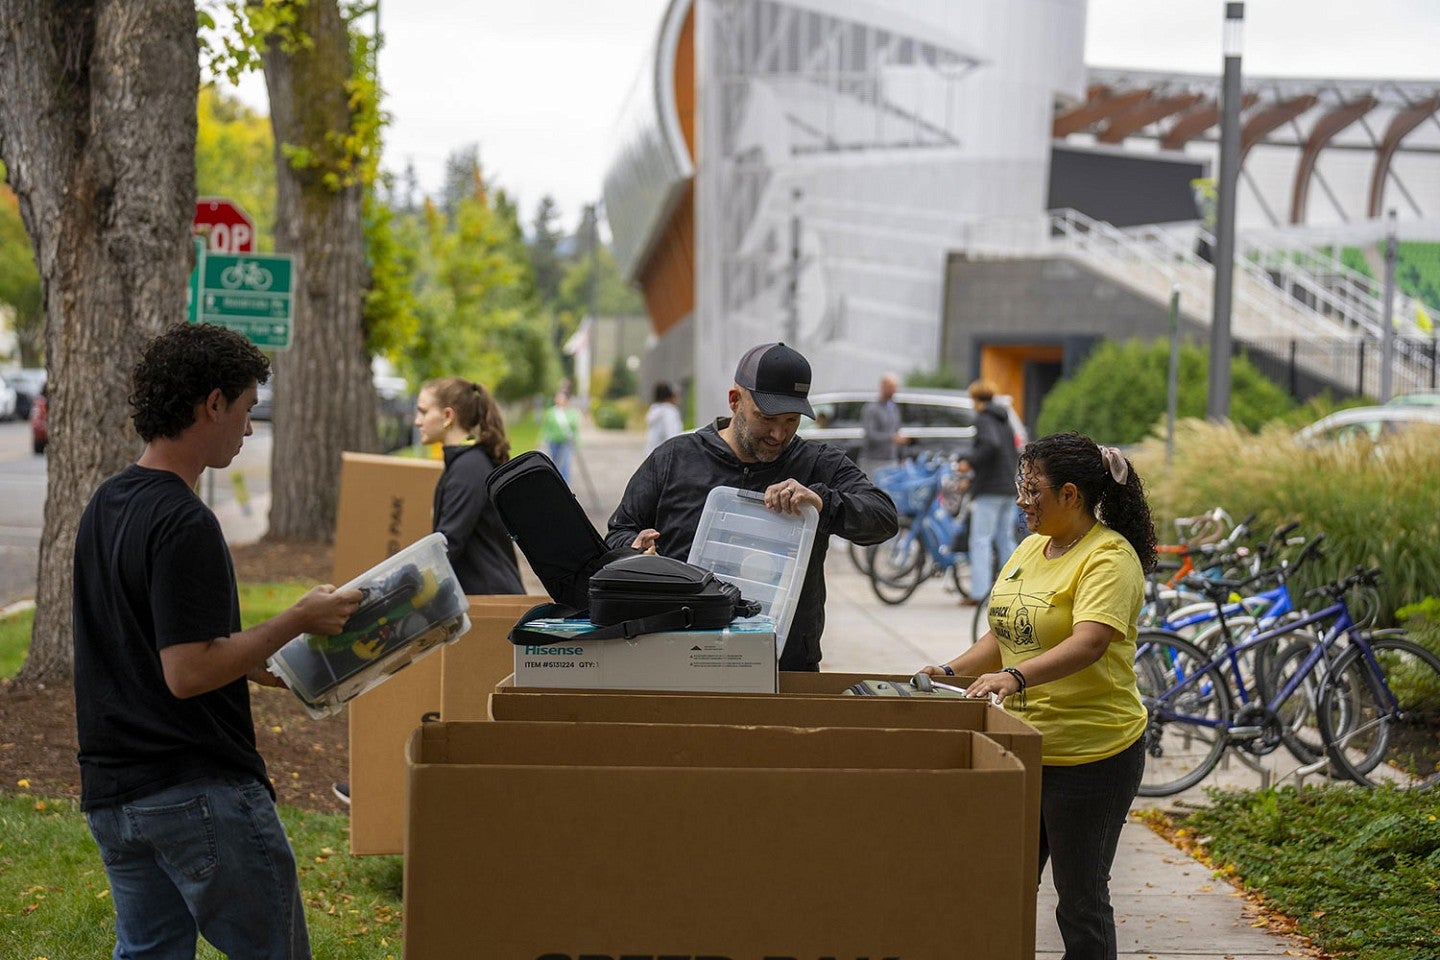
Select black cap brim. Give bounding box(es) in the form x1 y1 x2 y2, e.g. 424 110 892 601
751 390 815 419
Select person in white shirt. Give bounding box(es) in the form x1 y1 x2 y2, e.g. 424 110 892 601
644 380 684 454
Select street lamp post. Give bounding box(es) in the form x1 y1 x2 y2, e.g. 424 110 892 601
1207 1 1244 421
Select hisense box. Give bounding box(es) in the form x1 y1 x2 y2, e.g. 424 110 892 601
403 720 1028 960
511 615 777 693
488 675 1043 958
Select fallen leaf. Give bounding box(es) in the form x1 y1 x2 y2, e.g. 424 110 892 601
16 777 29 788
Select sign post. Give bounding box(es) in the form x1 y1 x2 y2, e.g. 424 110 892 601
193 197 256 254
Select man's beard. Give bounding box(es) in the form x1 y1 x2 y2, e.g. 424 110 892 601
733 405 788 462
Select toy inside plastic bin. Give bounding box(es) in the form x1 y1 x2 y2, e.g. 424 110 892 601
266 532 471 719
685 486 817 658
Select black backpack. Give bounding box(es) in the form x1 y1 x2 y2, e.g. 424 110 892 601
486 451 759 645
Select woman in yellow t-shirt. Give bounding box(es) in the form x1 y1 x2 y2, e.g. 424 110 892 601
922 431 1157 960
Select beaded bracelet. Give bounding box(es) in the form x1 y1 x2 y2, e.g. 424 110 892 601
1001 666 1028 708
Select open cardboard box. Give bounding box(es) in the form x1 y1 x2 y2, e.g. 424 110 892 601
489 673 1043 958
404 719 1028 959
331 451 550 853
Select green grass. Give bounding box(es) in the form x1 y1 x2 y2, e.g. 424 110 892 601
1 582 315 681
1176 785 1440 960
0 793 403 959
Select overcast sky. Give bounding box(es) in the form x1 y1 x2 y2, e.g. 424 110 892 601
230 0 1440 233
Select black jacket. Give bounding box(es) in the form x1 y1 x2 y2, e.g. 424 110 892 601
606 419 898 669
969 404 1019 497
435 444 524 595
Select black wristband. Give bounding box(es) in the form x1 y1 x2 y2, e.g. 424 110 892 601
1001 666 1027 691
940 664 954 676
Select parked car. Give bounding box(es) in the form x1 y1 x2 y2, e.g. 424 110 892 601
30 387 47 454
1296 404 1440 447
7 368 46 420
799 387 1028 464
1385 390 1440 408
0 375 16 421
250 382 274 421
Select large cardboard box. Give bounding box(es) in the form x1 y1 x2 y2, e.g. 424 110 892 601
512 615 778 692
347 595 544 853
332 450 549 853
404 720 1028 960
489 675 1043 959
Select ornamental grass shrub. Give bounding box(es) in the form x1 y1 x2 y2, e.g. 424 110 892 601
1129 417 1440 623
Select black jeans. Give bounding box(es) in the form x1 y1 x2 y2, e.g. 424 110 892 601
1039 736 1146 960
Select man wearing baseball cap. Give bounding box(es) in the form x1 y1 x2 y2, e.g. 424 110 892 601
607 342 898 670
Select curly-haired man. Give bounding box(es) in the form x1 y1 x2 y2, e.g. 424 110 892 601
72 322 362 959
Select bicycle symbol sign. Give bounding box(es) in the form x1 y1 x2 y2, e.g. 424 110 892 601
219 259 274 291
195 251 295 349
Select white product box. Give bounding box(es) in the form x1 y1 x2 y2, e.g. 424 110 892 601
512 616 777 693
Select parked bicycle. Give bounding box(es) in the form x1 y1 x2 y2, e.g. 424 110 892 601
1135 566 1440 795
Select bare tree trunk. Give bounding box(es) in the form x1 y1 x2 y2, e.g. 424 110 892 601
262 0 378 542
0 0 198 683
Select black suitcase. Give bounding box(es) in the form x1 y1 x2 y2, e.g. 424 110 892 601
486 451 758 645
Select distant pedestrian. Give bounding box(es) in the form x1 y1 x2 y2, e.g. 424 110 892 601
859 372 910 475
959 377 1019 606
644 380 684 454
72 322 363 959
540 387 581 484
921 431 1157 960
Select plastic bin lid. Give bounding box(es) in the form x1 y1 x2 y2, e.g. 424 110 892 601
685 486 817 658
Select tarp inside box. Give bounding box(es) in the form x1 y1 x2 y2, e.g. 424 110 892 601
403 720 1028 960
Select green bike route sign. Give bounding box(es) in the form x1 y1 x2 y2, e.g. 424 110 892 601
187 245 296 350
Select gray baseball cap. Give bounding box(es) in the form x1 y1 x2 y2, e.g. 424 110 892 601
734 342 815 418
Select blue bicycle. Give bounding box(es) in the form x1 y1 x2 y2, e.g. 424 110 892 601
1135 566 1440 795
867 461 971 605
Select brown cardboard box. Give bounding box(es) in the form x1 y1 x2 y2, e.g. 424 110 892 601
334 453 443 853
403 720 1027 960
331 450 550 853
347 595 545 853
489 676 1042 958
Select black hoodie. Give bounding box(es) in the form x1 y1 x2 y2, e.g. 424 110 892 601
606 418 898 669
969 404 1019 497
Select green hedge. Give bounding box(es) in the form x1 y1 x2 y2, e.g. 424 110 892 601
1036 339 1295 445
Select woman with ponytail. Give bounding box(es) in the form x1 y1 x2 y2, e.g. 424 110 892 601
414 377 524 595
920 431 1155 960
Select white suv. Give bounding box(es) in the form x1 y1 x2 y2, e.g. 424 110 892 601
799 388 1027 463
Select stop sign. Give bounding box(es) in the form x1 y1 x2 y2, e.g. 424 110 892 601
194 197 255 253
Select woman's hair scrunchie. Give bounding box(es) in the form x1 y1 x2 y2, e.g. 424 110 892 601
1100 445 1129 484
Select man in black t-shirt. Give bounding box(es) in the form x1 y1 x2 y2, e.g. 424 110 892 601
73 323 362 960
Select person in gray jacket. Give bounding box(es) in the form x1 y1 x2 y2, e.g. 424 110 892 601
607 342 899 671
859 372 910 475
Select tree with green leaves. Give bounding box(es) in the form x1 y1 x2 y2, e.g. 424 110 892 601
0 173 41 366
196 84 276 251
530 195 565 306
0 0 199 682
211 0 387 539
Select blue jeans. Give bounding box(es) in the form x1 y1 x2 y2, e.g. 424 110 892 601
1040 737 1146 960
546 440 574 484
969 494 1018 600
86 776 310 960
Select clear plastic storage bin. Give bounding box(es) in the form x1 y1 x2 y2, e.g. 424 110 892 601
686 486 817 658
267 532 471 718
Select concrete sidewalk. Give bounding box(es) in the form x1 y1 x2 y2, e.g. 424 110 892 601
218 421 1316 959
